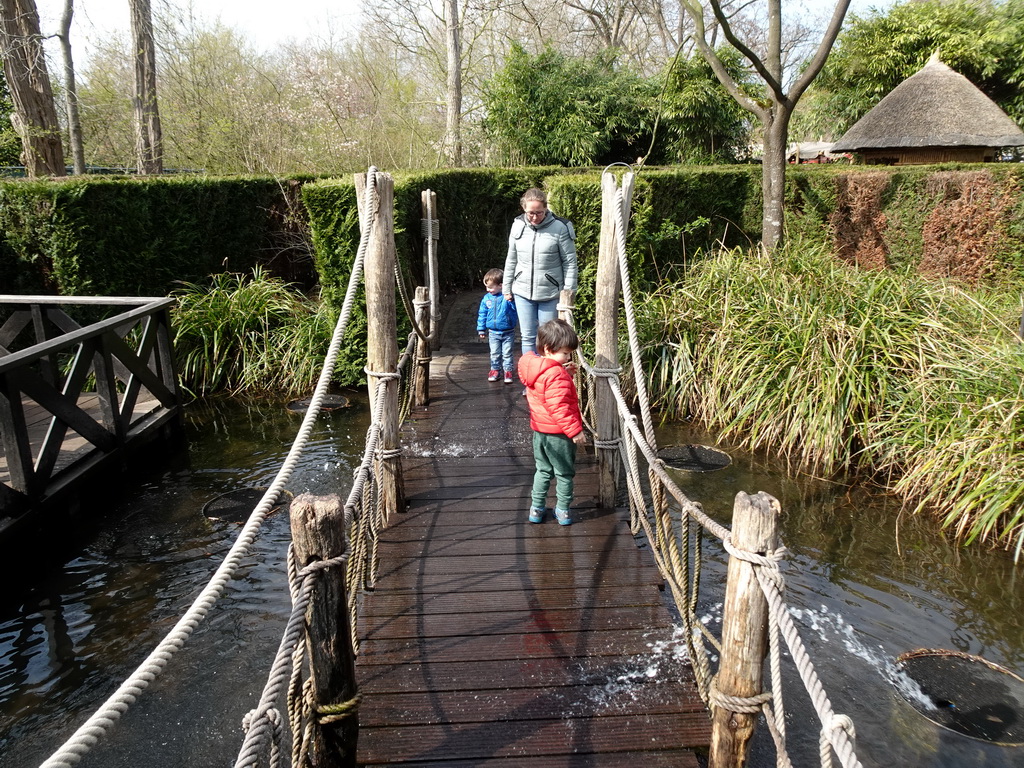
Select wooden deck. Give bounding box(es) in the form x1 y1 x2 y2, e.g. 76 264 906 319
355 297 711 766
0 395 161 487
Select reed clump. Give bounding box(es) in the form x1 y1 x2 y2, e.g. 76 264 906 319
640 239 1024 556
172 268 336 397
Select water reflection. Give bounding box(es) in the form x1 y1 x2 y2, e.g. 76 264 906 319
659 422 1024 768
0 395 369 768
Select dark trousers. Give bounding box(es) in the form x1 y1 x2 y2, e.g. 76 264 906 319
531 431 577 510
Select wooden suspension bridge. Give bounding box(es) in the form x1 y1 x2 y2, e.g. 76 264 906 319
355 293 711 765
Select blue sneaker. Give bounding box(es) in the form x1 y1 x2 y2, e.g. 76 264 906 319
554 508 572 526
529 507 545 524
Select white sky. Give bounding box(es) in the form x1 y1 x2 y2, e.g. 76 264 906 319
36 0 892 64
35 0 364 60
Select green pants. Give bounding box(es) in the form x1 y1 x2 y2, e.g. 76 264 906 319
531 431 577 510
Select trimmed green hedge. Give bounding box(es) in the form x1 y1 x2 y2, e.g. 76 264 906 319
0 175 305 297
4 164 1023 387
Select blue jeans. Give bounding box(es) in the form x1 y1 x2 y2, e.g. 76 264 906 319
514 295 558 355
488 329 515 372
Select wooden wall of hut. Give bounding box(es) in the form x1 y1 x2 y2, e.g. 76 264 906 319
862 147 994 165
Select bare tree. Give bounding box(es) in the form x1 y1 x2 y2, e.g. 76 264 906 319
0 0 64 176
443 0 462 165
56 0 84 173
129 0 162 174
679 0 850 247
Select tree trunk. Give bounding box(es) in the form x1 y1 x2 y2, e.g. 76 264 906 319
0 0 65 177
760 107 790 249
442 0 462 166
58 0 85 175
129 0 163 175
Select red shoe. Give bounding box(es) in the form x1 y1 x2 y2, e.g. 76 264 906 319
487 370 499 382
504 371 514 384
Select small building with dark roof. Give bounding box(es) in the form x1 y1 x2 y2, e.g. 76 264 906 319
831 55 1024 165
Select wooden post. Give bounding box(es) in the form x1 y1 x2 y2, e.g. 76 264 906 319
710 491 780 768
357 170 405 523
558 288 575 323
289 493 358 768
421 189 441 351
594 173 622 508
414 285 431 406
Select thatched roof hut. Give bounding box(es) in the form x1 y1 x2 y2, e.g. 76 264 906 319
831 55 1024 165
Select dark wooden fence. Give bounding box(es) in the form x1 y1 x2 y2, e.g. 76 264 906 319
0 296 182 531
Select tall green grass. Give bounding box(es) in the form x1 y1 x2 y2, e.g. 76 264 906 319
640 239 1024 555
172 268 337 397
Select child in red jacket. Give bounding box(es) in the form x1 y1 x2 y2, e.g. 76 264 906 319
517 319 587 525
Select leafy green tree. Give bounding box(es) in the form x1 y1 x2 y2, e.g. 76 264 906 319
482 44 653 166
799 0 1024 138
656 49 753 163
0 69 21 166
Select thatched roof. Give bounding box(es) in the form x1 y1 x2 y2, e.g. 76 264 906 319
832 56 1024 151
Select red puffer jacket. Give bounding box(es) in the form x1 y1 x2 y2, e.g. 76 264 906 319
518 352 583 438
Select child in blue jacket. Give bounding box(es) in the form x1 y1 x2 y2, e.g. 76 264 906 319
477 268 518 383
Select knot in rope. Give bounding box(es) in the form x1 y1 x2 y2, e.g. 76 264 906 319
592 437 622 449
298 554 349 581
723 535 787 573
589 366 622 378
412 297 430 307
363 367 400 380
375 447 401 460
242 705 283 737
709 676 773 714
556 302 574 312
828 713 855 740
317 694 362 724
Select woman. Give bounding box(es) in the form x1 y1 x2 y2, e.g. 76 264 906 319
502 188 578 355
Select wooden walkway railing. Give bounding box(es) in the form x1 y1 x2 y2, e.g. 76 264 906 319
0 296 182 534
355 294 711 765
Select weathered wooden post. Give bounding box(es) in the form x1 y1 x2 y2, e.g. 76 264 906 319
421 189 441 351
414 285 431 406
710 491 781 768
593 172 623 507
289 493 358 768
357 170 405 523
558 288 575 323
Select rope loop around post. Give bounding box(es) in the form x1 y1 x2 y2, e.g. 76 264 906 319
363 367 401 381
709 675 774 714
316 694 362 724
296 553 349 581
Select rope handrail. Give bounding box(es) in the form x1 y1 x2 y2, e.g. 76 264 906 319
37 167 384 768
577 169 864 768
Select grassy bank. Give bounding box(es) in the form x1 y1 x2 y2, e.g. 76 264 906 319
171 268 336 398
639 241 1024 556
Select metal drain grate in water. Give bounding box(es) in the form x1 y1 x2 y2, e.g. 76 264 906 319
657 444 731 473
286 394 350 413
203 488 292 522
896 649 1024 745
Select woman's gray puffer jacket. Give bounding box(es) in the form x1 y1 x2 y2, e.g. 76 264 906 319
502 210 578 302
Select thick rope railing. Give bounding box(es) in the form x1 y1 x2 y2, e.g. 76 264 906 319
235 373 394 768
37 168 384 768
236 172 423 768
575 170 863 768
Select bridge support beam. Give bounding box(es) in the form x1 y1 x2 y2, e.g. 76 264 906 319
414 285 431 406
358 170 405 523
710 491 780 768
593 171 632 507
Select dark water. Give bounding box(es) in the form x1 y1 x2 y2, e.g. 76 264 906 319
658 422 1024 768
0 395 371 768
2 402 1023 767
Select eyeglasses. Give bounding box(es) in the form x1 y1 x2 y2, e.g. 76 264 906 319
524 209 546 217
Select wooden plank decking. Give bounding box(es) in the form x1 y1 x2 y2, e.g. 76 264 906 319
355 296 711 766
